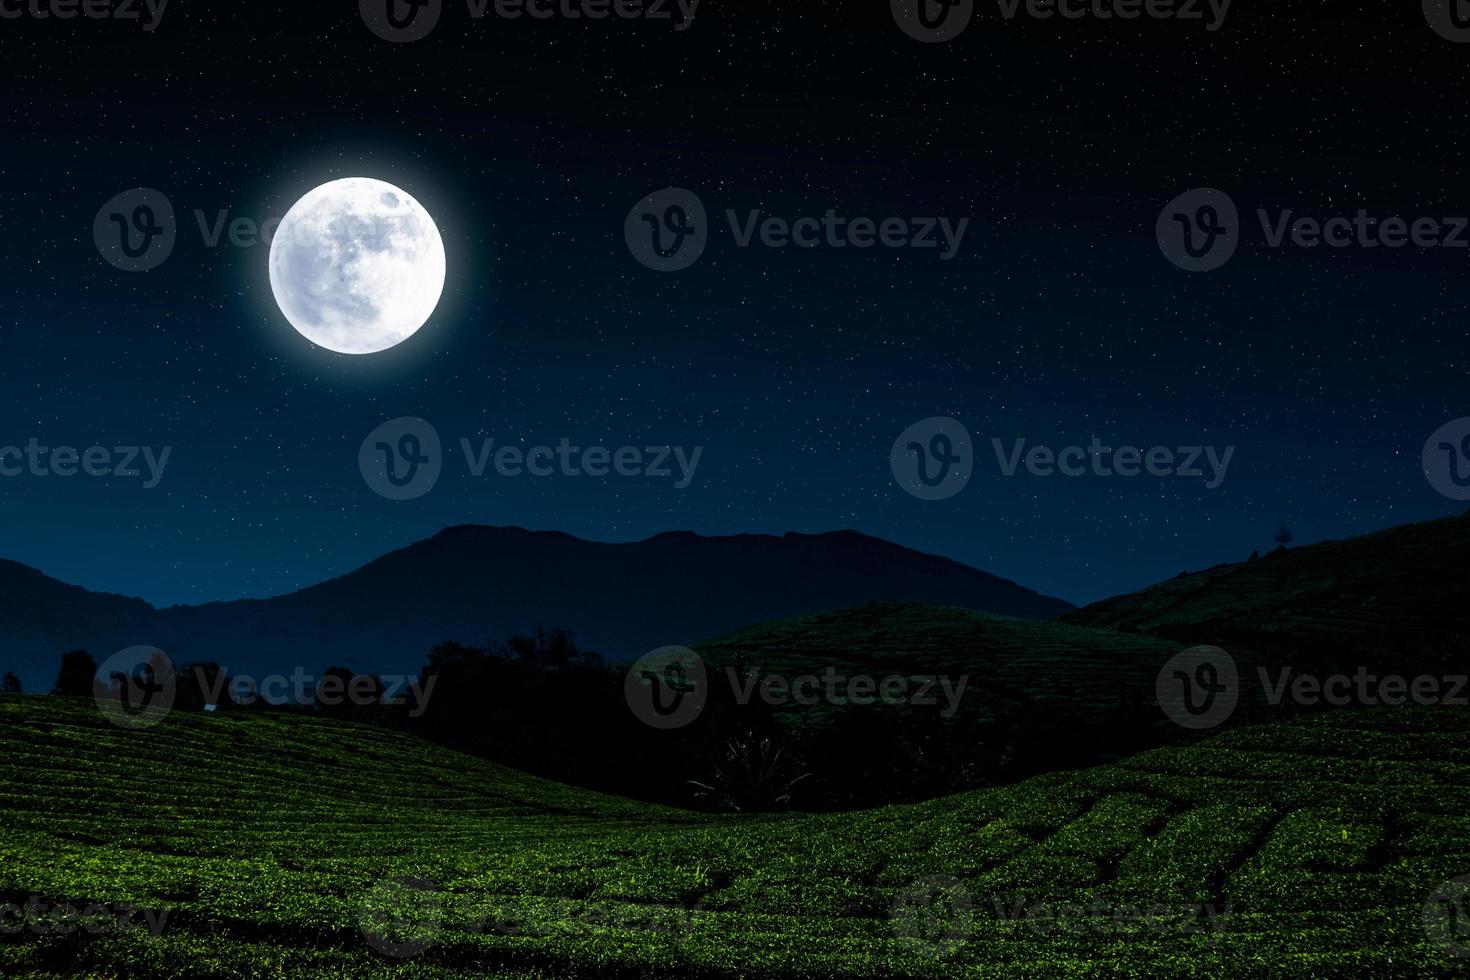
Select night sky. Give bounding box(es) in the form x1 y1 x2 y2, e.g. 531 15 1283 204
1 1 1468 610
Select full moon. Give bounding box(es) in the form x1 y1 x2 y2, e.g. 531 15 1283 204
268 177 446 355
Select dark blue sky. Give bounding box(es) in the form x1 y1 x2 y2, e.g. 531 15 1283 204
1 2 1467 609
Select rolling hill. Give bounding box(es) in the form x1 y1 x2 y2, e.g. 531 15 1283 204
0 526 1072 691
1065 513 1470 673
696 600 1181 710
2 695 1467 977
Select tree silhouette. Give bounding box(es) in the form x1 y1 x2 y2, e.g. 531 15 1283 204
176 662 232 711
315 666 384 719
1 672 20 693
1274 522 1294 550
52 650 96 697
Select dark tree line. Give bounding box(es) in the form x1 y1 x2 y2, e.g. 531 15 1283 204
24 632 1169 814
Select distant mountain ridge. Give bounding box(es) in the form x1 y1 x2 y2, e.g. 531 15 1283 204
0 525 1072 689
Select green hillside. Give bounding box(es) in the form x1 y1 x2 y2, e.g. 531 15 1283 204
3 696 1468 978
698 600 1181 712
1066 514 1470 672
686 603 1191 804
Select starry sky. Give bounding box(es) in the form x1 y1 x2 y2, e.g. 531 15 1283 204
1 1 1467 609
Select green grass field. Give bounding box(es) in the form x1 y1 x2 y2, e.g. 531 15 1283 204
3 695 1468 978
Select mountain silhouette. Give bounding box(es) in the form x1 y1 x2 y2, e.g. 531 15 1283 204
0 526 1071 689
